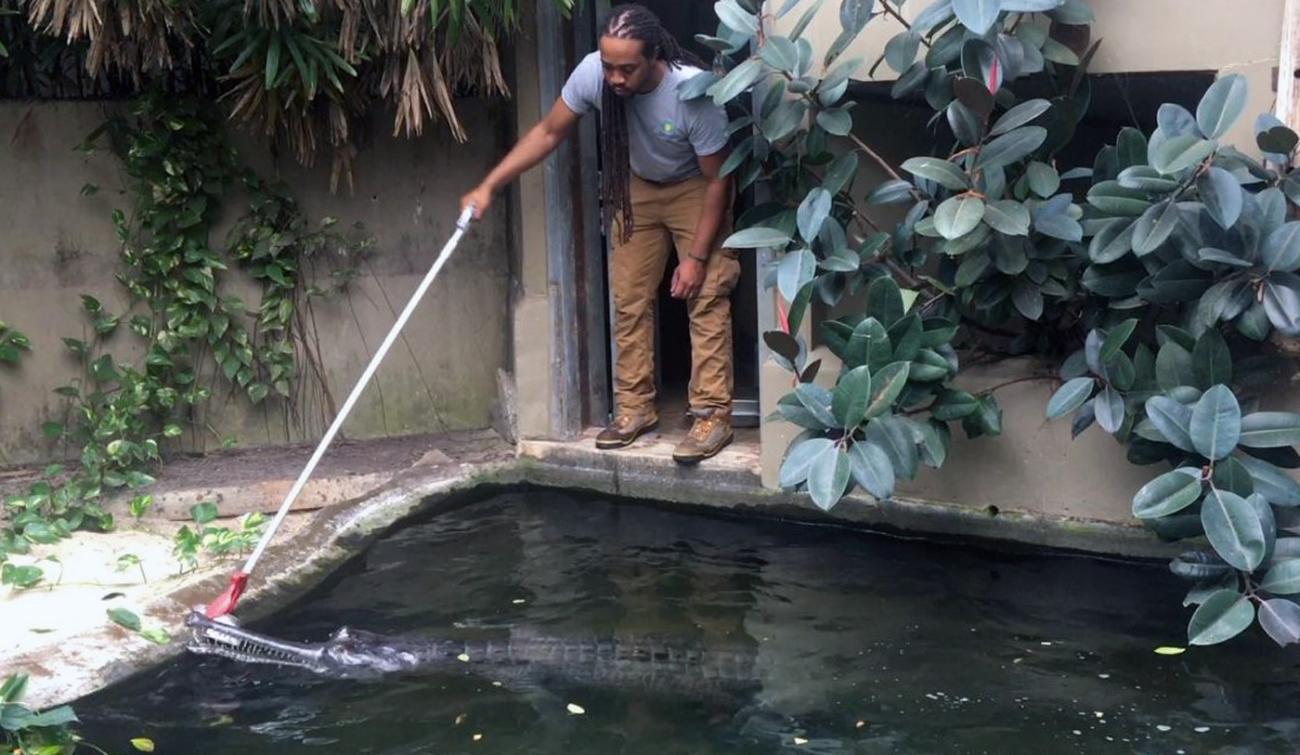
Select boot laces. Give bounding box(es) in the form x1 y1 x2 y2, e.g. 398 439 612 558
689 414 721 442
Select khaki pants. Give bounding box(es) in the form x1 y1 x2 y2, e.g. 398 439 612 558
610 175 741 418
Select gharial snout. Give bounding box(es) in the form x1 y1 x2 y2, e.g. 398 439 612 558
184 608 324 670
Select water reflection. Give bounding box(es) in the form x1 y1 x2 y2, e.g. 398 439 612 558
78 489 1300 754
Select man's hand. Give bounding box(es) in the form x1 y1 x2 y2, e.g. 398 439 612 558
460 184 495 219
671 258 707 300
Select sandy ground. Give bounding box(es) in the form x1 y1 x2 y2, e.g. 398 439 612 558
0 430 514 705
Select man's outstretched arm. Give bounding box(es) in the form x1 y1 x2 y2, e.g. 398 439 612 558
461 99 583 218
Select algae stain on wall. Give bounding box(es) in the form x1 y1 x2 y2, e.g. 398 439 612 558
0 100 513 464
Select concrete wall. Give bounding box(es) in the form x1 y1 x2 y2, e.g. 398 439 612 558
508 0 558 441
781 0 1286 149
0 99 513 465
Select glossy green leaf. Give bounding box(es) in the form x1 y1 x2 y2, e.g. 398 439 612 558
1197 166 1243 229
759 36 798 72
1239 412 1300 448
715 0 759 35
952 0 1001 34
822 152 860 196
1088 218 1135 263
902 156 970 191
1131 200 1179 255
816 108 854 136
849 440 895 500
1190 385 1241 461
107 607 142 632
1144 396 1196 452
1258 598 1300 646
708 58 764 106
777 249 818 303
867 276 906 327
931 389 979 421
794 383 837 427
1187 589 1255 645
1132 471 1203 519
1090 384 1122 433
1046 377 1096 420
1150 134 1216 175
725 226 791 249
807 445 851 510
1192 329 1232 390
1196 73 1249 139
865 416 919 480
1202 488 1268 571
1086 181 1151 216
990 99 1051 137
1261 222 1300 273
1025 161 1060 198
1237 453 1300 506
797 188 834 243
884 30 922 74
779 436 835 488
1260 558 1300 594
1035 212 1082 242
832 366 874 429
976 127 1047 170
934 195 985 240
864 362 910 420
984 200 1031 236
1100 318 1138 363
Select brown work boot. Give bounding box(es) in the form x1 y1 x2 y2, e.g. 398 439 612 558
672 410 734 465
595 413 659 449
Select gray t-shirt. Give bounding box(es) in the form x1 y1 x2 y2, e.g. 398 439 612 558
561 52 729 183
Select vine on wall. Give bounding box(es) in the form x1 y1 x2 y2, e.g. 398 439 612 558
1 91 370 589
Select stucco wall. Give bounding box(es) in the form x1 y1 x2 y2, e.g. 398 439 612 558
0 100 512 465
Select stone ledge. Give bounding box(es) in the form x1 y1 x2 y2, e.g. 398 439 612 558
516 439 1184 561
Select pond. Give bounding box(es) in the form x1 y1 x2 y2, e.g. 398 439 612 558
78 488 1298 754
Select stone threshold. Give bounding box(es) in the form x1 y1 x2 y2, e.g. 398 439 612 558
6 429 1182 709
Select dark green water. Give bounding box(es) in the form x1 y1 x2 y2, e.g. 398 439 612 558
79 488 1299 754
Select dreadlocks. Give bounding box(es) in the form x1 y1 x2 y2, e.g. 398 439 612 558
600 4 707 244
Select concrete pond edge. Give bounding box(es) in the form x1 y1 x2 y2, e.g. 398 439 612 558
13 449 1185 709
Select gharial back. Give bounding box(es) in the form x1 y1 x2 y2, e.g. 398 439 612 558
448 633 762 700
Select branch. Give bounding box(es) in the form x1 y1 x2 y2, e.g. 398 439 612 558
878 0 932 48
975 374 1059 397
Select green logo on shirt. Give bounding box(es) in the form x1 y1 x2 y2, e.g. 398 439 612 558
659 120 678 136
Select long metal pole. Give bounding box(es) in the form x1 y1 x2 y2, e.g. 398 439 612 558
239 205 476 576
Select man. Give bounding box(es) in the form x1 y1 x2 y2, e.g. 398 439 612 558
461 3 740 464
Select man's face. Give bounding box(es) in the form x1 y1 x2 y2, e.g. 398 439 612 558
599 36 654 97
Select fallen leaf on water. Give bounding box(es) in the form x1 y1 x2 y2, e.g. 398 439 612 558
107 608 141 632
130 738 155 752
472 733 483 742
455 714 467 726
566 703 585 715
457 653 470 663
140 628 171 645
511 599 526 605
1154 646 1186 656
855 720 866 728
793 737 808 745
204 715 235 727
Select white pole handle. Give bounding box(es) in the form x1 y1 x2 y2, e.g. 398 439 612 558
240 205 477 575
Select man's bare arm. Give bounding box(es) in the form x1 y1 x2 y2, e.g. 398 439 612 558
461 99 583 218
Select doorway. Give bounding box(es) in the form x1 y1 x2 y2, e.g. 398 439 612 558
610 0 762 430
